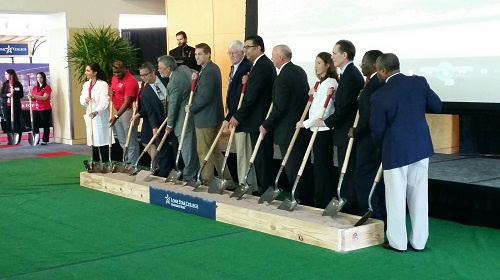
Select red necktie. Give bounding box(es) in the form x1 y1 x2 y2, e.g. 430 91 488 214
363 76 370 88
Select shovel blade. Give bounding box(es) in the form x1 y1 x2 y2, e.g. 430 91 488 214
207 177 223 193
322 197 346 217
258 187 281 204
126 166 139 175
218 179 235 194
230 184 250 200
135 170 153 182
354 209 373 227
101 164 112 173
277 197 299 211
28 133 39 146
166 169 181 184
83 160 93 173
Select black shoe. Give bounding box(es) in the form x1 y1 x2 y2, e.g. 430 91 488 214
408 242 424 252
382 241 406 253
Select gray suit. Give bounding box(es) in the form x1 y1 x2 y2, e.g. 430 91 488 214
166 65 199 181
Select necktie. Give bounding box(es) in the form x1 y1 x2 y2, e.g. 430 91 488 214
339 73 342 81
228 65 234 84
155 84 168 116
363 76 370 88
181 46 186 57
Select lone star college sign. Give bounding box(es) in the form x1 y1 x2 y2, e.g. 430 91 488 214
0 43 30 56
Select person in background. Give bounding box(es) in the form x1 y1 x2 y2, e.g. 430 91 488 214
169 31 199 71
297 52 338 208
109 61 140 165
1 69 24 145
371 53 442 253
79 62 113 169
29 72 52 145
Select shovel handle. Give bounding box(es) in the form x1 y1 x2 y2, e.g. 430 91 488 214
109 99 114 148
134 117 169 166
178 80 196 153
124 101 137 148
340 110 360 174
248 103 273 164
203 124 225 161
223 81 248 157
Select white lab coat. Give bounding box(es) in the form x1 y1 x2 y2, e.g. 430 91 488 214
79 79 114 146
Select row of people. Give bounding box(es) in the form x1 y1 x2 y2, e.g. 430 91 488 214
0 69 52 145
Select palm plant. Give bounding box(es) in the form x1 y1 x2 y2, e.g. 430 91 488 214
67 25 138 84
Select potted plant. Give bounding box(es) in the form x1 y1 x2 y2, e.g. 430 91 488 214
67 25 138 83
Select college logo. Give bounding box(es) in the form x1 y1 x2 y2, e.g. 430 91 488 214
0 44 29 56
150 187 216 220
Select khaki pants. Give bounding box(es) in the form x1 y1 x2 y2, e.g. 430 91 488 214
234 132 257 190
196 124 232 183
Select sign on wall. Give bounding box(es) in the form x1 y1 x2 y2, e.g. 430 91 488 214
0 43 31 56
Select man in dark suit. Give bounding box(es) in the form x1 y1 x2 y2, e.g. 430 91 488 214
157 55 199 185
371 53 442 252
169 31 200 71
317 39 364 214
138 62 174 177
186 43 229 183
349 50 386 221
224 40 254 188
260 45 313 205
229 35 277 194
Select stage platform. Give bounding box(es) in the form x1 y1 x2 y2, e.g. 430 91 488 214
428 153 500 229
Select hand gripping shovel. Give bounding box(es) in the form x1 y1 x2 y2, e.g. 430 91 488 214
102 99 114 173
7 76 19 145
113 101 137 173
167 77 197 184
193 124 225 191
127 117 169 175
231 103 273 200
259 82 319 204
208 75 249 194
83 101 99 173
135 127 172 182
354 164 383 226
278 89 333 211
27 75 39 146
322 110 360 217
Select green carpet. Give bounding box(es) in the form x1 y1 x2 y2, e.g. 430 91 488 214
1 155 499 279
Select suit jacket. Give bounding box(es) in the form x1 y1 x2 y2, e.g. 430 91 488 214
370 74 442 170
262 62 310 145
166 65 195 136
190 60 224 128
169 45 200 71
225 57 252 133
232 54 277 133
324 62 364 146
141 83 167 135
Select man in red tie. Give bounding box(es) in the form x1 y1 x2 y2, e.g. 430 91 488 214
348 50 387 222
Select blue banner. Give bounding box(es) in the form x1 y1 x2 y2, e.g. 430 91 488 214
150 187 216 220
0 43 30 56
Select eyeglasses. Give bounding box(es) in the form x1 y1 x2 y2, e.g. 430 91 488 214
359 62 372 67
140 71 152 77
227 51 241 56
243 45 256 50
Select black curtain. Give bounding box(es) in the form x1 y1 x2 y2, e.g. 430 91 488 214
121 28 167 73
245 0 258 38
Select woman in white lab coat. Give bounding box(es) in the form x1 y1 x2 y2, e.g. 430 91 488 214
79 62 114 169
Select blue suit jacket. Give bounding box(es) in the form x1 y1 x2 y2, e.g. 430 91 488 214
370 74 442 170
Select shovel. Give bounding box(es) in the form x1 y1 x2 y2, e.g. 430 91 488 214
83 101 99 173
135 127 172 182
26 75 39 146
354 164 383 226
208 75 249 194
102 99 114 173
113 101 137 173
259 82 318 204
127 117 169 175
231 103 273 200
193 124 225 191
167 77 197 184
7 76 19 145
278 89 333 211
322 111 360 217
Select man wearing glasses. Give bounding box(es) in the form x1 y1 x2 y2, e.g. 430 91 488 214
229 35 277 195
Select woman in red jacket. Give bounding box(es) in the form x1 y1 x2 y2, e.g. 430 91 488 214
29 72 52 145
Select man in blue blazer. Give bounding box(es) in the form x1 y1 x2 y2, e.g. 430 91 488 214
371 53 442 253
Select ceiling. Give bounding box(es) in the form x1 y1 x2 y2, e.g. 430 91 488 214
0 34 44 42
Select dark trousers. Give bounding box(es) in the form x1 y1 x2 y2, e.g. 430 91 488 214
355 137 386 222
337 142 357 215
156 130 175 178
33 109 52 143
313 130 336 208
3 105 23 140
250 132 274 194
92 145 109 163
279 140 314 206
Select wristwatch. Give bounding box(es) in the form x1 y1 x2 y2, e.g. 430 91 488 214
114 114 120 119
